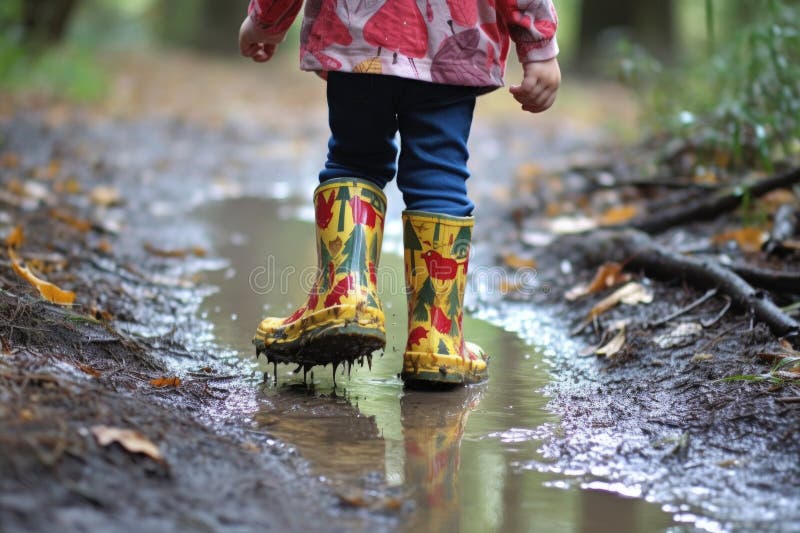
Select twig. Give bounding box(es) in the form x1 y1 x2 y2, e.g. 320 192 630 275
648 288 718 327
776 396 800 403
700 296 732 327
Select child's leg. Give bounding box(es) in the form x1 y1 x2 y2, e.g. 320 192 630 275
395 82 477 216
395 81 488 386
320 71 399 187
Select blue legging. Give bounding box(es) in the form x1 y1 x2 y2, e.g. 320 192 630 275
319 72 478 217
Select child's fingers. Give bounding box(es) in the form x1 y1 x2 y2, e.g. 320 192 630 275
252 44 276 62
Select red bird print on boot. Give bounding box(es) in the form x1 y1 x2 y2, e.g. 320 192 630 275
349 196 384 229
315 190 336 229
421 249 468 281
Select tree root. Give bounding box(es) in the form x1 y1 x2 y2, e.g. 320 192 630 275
561 229 800 339
616 166 800 234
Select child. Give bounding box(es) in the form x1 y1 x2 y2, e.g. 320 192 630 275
240 0 560 386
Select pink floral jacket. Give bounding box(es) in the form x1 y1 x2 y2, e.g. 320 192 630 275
248 0 558 87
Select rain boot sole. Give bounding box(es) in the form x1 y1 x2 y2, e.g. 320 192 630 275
401 353 488 388
255 321 385 369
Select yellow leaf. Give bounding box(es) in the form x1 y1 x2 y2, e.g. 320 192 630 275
711 227 767 253
501 252 537 270
565 262 631 301
588 282 652 319
599 204 638 225
50 209 92 232
4 225 23 248
150 376 181 388
0 152 20 168
77 362 102 378
353 57 382 74
95 239 113 254
89 185 122 207
33 160 61 180
91 425 164 462
9 248 76 305
144 243 205 258
595 327 626 358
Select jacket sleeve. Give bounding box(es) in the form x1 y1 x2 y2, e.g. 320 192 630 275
497 0 559 63
248 0 304 40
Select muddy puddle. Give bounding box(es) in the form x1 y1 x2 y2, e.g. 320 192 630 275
194 197 674 532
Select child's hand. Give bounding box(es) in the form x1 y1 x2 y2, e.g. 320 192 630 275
509 58 561 113
239 16 282 63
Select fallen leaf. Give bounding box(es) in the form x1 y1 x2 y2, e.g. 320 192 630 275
514 162 543 183
599 204 638 225
50 209 92 232
588 282 652 319
691 352 715 362
4 226 23 248
95 239 113 254
241 441 261 453
760 188 795 210
338 493 370 508
9 248 76 305
77 362 102 378
694 170 719 185
566 262 631 301
596 327 626 358
89 185 122 207
501 252 537 270
33 160 61 180
0 152 20 168
8 179 48 201
59 177 82 194
654 322 703 349
150 376 181 388
91 306 113 322
548 215 597 234
91 425 163 462
144 243 206 258
499 279 525 294
711 227 767 253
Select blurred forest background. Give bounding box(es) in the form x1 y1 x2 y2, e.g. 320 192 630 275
1 0 798 169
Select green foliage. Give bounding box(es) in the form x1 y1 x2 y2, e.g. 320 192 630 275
0 37 108 101
619 0 800 170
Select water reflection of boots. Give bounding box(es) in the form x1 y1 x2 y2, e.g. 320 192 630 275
401 386 484 529
253 178 387 378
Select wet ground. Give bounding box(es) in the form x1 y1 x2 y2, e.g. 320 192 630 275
1 52 799 532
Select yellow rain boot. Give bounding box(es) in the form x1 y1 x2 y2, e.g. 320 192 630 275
401 211 489 386
254 178 386 376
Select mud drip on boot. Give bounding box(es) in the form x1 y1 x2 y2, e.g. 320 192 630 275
256 339 375 386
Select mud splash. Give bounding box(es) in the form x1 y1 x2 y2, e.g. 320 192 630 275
193 197 673 531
